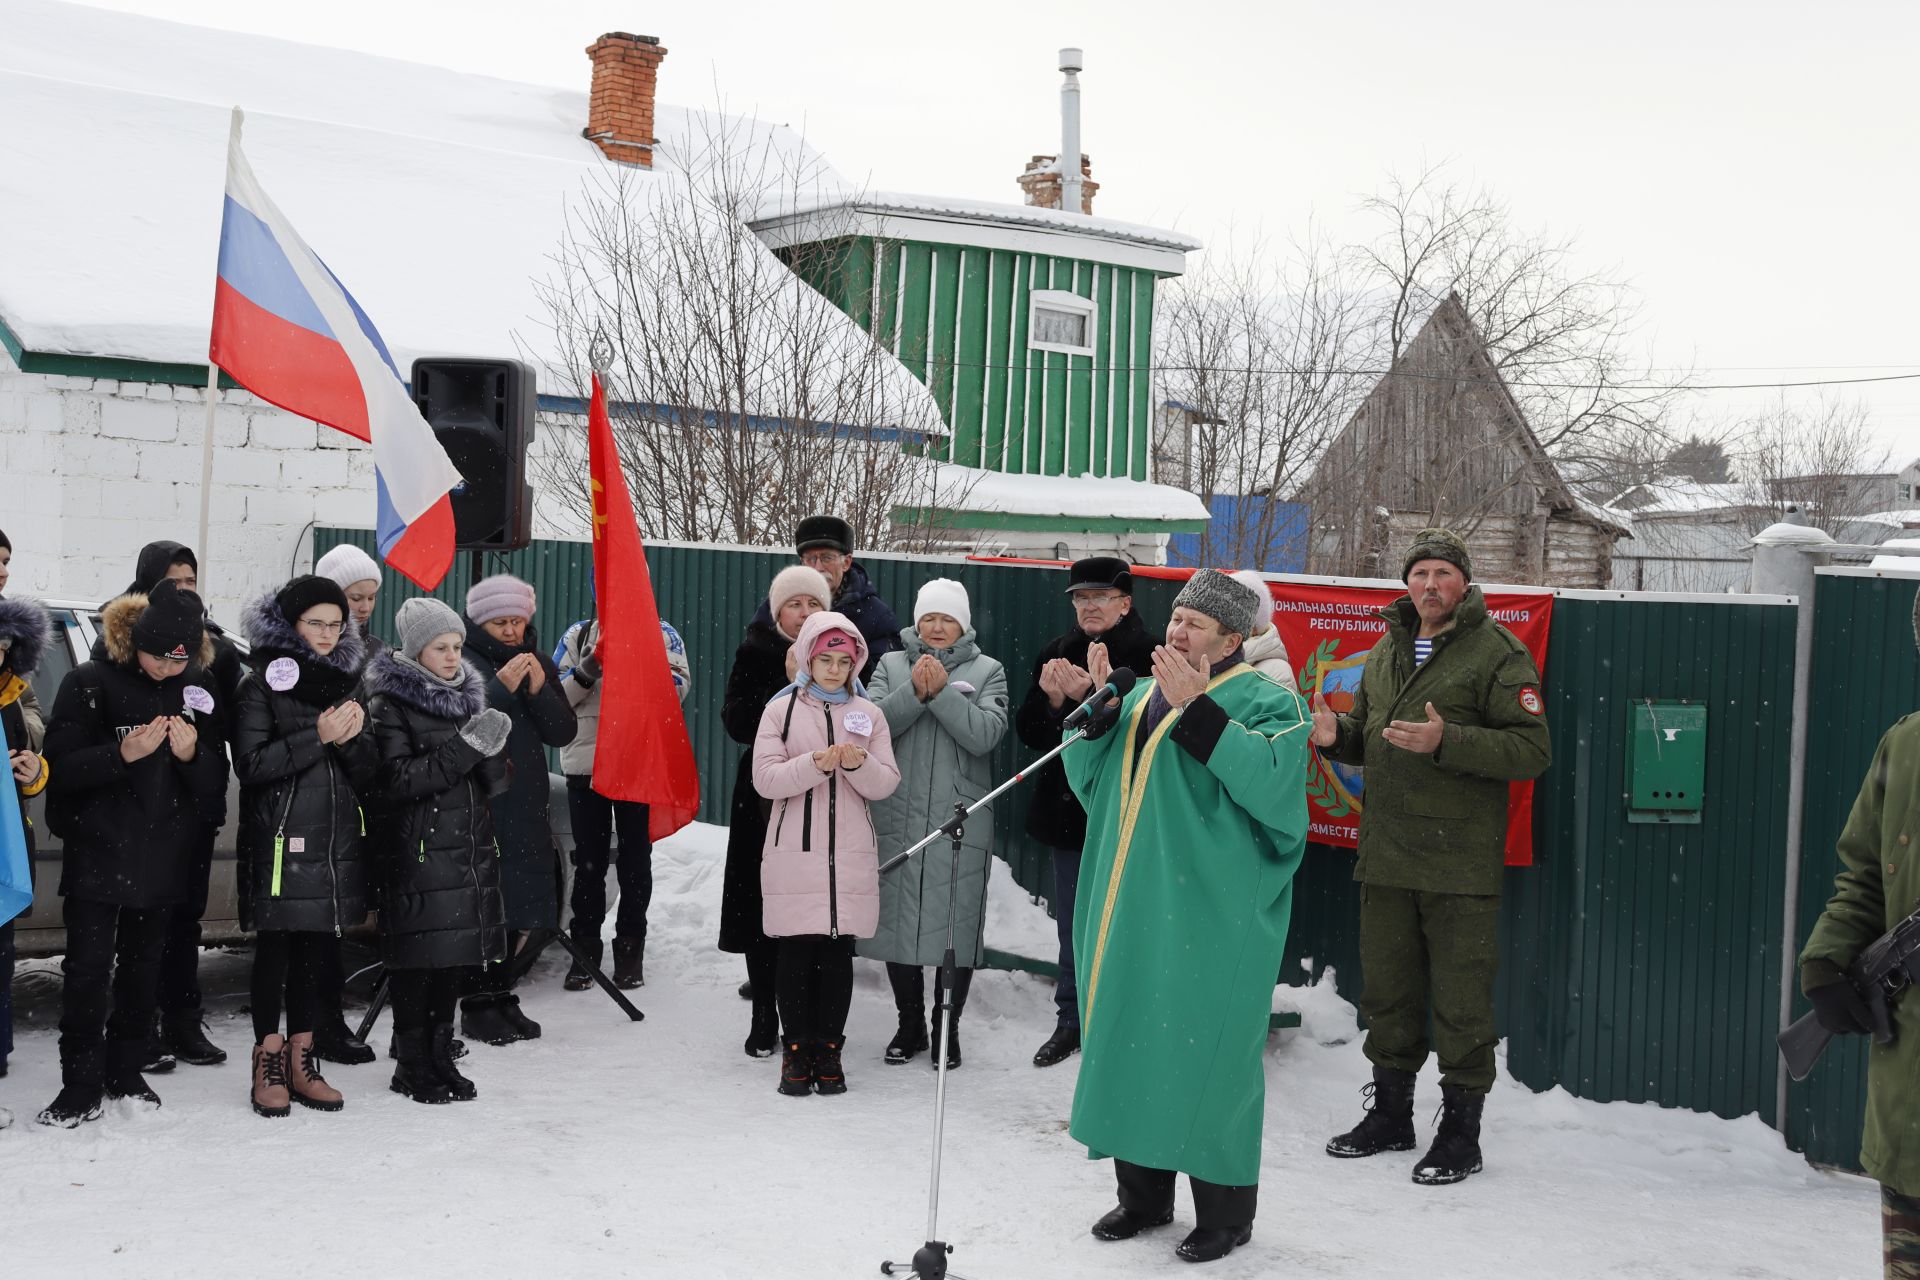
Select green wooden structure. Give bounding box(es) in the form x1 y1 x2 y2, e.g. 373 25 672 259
752 199 1201 538
316 527 1919 1174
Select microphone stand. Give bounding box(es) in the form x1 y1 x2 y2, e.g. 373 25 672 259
879 727 1088 1280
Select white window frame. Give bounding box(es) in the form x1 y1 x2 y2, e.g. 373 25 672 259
1028 288 1098 357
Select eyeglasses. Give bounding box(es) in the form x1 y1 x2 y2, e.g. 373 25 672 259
299 618 348 634
1071 592 1123 608
801 551 847 569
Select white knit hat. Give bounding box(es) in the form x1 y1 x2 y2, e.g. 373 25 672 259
768 565 832 615
1228 571 1276 635
315 544 382 592
912 578 971 633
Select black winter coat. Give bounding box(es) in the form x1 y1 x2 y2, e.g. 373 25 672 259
461 620 576 931
717 622 791 953
1 596 54 893
364 650 509 970
231 594 378 934
749 561 900 681
1012 608 1158 851
44 594 228 908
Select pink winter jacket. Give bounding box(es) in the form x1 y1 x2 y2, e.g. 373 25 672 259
752 613 902 939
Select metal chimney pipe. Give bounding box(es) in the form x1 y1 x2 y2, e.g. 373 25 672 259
1059 47 1084 214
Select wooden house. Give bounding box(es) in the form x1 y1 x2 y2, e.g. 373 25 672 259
1304 293 1630 587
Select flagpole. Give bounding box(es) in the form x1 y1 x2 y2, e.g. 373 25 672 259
199 106 244 593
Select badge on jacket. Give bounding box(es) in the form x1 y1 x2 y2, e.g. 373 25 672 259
844 710 873 737
183 685 215 714
1518 687 1543 716
266 658 300 691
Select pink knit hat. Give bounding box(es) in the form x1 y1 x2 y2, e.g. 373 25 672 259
808 627 860 662
466 573 535 625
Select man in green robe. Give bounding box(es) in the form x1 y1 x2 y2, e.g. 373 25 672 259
1063 569 1310 1266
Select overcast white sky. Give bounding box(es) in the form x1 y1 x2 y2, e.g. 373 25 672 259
80 0 1920 461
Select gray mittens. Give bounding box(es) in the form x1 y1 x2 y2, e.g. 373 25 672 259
458 708 513 757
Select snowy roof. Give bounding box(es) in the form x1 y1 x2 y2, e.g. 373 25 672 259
1608 480 1772 516
1870 537 1920 573
0 0 936 422
918 462 1210 525
756 189 1203 254
1856 508 1920 529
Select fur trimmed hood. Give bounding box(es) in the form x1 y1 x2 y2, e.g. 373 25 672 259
0 595 54 677
364 647 487 721
101 592 216 669
240 590 366 674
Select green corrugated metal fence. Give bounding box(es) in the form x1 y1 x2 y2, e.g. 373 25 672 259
318 529 1870 1152
1788 570 1920 1171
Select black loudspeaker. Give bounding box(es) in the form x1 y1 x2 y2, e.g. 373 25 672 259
411 358 537 551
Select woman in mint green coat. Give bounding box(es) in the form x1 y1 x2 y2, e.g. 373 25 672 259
858 579 1008 1069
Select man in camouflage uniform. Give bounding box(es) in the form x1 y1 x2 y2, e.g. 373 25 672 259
1309 528 1551 1185
1799 585 1920 1279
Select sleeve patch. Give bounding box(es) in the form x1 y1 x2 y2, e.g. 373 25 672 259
1518 686 1543 716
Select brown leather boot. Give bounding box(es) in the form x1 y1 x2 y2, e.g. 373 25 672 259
286 1032 344 1112
251 1035 290 1118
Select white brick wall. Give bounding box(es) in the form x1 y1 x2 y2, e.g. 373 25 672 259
0 353 583 620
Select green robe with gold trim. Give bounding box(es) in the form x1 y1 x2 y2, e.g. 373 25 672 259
1062 663 1310 1187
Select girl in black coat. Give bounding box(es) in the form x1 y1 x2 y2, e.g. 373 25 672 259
0 583 53 1090
232 576 378 1117
364 597 512 1104
718 565 830 1057
458 574 575 1046
38 580 227 1126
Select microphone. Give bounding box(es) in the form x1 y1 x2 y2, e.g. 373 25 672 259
1063 668 1137 731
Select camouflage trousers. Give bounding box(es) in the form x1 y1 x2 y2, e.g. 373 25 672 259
1888 1185 1920 1280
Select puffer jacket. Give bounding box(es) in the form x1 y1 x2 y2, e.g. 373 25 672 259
1 597 55 891
716 621 792 954
749 561 901 681
1242 626 1299 692
363 650 509 971
858 626 1009 968
231 593 378 934
463 619 576 930
42 593 228 908
752 612 901 939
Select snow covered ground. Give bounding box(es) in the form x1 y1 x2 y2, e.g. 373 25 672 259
0 823 1880 1278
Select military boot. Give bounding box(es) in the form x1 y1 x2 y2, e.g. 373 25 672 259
1412 1084 1485 1185
1325 1066 1417 1158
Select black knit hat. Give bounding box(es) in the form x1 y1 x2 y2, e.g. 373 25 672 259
275 574 350 629
132 579 207 660
1400 528 1474 583
1064 556 1133 595
795 515 854 556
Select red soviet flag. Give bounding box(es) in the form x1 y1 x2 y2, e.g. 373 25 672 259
586 372 698 839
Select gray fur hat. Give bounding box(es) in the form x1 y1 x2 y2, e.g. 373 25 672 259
395 596 466 659
1172 568 1262 640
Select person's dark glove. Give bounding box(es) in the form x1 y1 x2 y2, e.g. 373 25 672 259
1808 977 1874 1036
572 653 603 689
1078 696 1124 742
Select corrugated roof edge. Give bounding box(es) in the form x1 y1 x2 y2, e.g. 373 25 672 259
751 189 1203 253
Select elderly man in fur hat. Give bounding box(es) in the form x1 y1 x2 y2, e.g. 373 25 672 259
1311 528 1551 1187
1062 568 1310 1266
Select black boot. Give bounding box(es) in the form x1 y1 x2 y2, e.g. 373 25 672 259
885 1010 929 1065
1090 1205 1174 1241
162 1011 228 1066
564 939 602 992
1174 1224 1253 1263
312 1015 376 1065
430 1024 476 1101
459 996 521 1047
931 1012 961 1070
744 1000 780 1059
390 1029 454 1104
390 1031 467 1060
38 1046 105 1128
1412 1084 1486 1185
612 937 645 990
1325 1066 1417 1158
813 1037 848 1095
142 1015 177 1074
777 1039 814 1097
1033 1024 1080 1068
105 1039 162 1108
498 994 542 1041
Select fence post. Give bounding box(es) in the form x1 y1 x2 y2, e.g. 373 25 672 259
1750 517 1833 1127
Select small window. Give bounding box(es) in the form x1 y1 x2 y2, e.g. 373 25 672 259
1029 289 1097 356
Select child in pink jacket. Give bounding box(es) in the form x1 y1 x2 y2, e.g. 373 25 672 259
753 611 900 1097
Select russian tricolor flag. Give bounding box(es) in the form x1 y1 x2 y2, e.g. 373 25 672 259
208 108 462 589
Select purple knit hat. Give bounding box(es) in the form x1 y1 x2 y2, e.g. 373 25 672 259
466 573 536 625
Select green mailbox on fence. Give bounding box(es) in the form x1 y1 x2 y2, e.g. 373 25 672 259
1627 699 1708 824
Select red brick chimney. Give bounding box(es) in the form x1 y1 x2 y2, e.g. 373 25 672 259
584 32 667 167
1016 154 1098 214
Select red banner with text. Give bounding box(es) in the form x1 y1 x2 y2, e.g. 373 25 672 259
1267 583 1554 866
